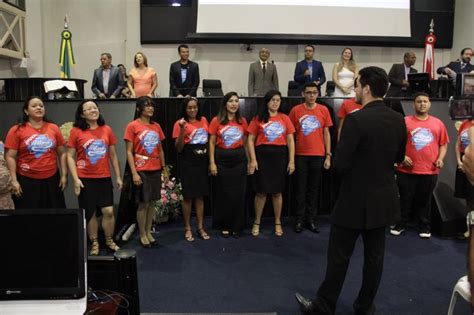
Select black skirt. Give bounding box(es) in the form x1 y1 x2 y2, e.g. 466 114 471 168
253 145 288 194
133 170 162 203
78 177 114 222
13 171 66 209
178 144 209 199
212 147 247 232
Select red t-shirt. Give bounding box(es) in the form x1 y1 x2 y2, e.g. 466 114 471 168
458 120 474 153
124 120 165 171
208 116 248 149
289 103 333 156
397 115 449 175
172 117 209 145
4 122 64 179
247 113 295 146
337 98 362 119
67 125 117 178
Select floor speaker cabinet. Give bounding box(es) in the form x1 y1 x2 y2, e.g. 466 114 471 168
87 249 140 315
431 183 467 237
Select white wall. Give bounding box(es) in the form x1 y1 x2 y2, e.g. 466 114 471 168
451 0 474 61
19 0 469 98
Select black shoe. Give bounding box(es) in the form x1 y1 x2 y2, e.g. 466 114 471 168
307 221 320 233
295 293 317 314
294 221 304 233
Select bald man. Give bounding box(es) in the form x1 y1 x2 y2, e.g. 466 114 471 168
248 48 279 96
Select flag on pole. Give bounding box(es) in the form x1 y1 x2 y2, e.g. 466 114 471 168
59 15 75 79
422 19 436 80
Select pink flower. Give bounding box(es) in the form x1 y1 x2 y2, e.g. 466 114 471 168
161 189 166 196
162 196 168 205
170 193 178 201
166 181 175 189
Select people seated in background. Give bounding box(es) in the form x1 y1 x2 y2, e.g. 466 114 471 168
332 47 358 108
437 47 474 79
293 45 326 93
390 92 449 239
386 51 417 97
128 52 158 98
248 48 279 96
91 53 125 99
336 97 361 142
289 82 332 234
117 64 132 98
4 96 67 209
0 141 14 210
169 45 200 97
247 90 295 237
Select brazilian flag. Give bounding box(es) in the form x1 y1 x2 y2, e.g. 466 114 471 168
59 29 75 78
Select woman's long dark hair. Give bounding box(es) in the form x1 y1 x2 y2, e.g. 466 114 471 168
73 100 106 131
178 97 202 122
257 90 282 123
134 96 157 122
17 96 51 129
217 91 242 125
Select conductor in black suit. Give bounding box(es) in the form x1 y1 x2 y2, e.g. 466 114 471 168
296 66 406 315
91 53 125 99
437 47 474 79
386 52 417 97
169 44 200 97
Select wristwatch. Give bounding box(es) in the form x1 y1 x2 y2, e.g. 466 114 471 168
326 152 332 157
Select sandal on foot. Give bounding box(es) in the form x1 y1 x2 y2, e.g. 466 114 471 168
251 222 260 237
185 229 194 242
105 237 120 252
275 223 284 237
90 238 99 256
146 234 157 245
221 230 230 238
197 228 210 240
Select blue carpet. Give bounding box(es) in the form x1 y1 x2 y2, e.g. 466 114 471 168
119 217 470 315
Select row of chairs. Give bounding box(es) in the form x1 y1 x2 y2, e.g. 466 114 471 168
202 79 337 97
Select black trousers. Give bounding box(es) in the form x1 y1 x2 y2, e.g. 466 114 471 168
314 224 386 315
294 155 324 222
396 172 437 231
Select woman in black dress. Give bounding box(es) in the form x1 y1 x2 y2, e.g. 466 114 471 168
173 97 211 241
209 92 248 238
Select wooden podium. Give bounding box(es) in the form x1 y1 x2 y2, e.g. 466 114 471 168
1 77 87 101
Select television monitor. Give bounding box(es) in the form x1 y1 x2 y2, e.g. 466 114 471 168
456 73 474 97
0 209 86 301
408 72 430 94
449 98 473 120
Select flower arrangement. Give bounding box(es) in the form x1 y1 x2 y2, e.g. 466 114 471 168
154 165 183 223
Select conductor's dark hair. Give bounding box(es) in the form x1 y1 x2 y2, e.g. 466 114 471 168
357 66 389 98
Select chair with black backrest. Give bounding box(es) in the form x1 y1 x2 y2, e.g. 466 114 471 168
288 81 300 96
202 79 224 96
325 81 336 96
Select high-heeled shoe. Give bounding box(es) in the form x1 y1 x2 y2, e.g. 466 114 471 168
275 223 284 237
184 228 194 242
197 228 210 240
139 238 152 248
90 238 99 256
105 237 120 252
251 222 260 237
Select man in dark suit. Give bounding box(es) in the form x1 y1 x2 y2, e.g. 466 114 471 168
169 44 200 97
91 53 125 99
294 45 326 93
437 47 474 78
386 52 417 97
248 48 279 96
295 66 406 315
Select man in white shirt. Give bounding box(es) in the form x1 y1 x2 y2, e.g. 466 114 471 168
91 53 125 99
386 52 417 97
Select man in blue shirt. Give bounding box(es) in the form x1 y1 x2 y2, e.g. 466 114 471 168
294 45 326 94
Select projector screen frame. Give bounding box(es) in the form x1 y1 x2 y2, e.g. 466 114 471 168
140 0 455 48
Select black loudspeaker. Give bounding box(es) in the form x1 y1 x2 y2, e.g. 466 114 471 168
431 183 467 237
87 249 140 315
